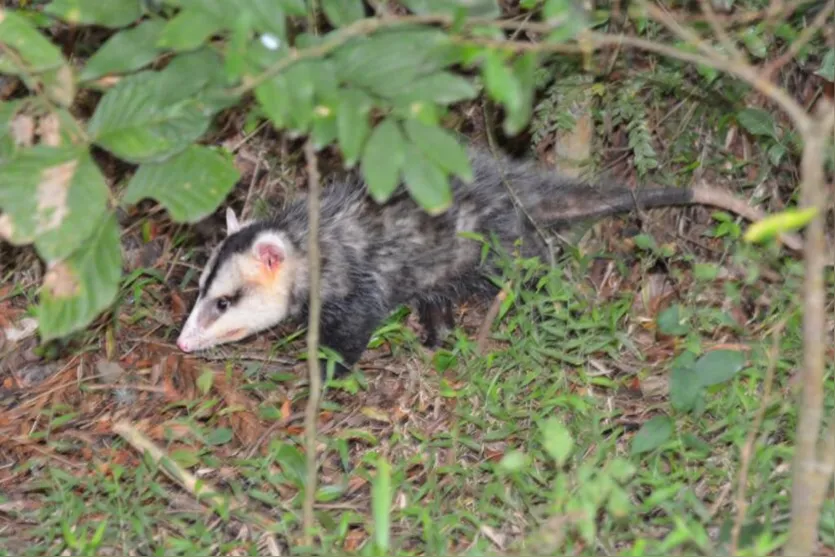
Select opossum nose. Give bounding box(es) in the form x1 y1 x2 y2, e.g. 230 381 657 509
177 338 192 352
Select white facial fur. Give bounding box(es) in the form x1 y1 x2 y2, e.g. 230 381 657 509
177 209 296 353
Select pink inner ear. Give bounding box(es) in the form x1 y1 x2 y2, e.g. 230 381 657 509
256 242 284 271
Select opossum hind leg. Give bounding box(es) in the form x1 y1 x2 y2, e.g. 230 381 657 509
416 298 456 348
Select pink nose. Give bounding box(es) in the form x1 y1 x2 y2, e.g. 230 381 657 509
177 338 191 352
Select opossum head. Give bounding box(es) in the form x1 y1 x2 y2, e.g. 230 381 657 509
177 208 297 352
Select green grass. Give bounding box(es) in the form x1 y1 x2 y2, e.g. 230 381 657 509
3 231 832 556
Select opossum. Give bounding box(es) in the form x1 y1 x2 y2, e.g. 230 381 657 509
176 147 801 376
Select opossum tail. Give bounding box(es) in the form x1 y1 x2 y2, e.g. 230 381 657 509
530 181 804 253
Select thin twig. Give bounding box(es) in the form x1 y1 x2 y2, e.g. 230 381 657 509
762 0 835 78
698 0 747 63
730 320 783 554
302 139 323 547
785 102 835 557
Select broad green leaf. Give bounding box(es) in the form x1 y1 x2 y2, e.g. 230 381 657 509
271 441 306 486
630 415 673 456
395 71 477 104
244 0 288 40
154 48 231 106
361 118 406 203
504 51 537 135
44 0 143 28
498 450 528 472
403 119 472 182
744 206 816 244
334 27 459 99
88 71 216 163
402 0 500 17
171 449 200 468
337 89 371 167
371 457 392 552
692 349 746 387
0 10 74 106
539 417 574 466
0 100 23 162
80 19 165 81
157 8 223 52
741 26 768 59
322 0 365 27
37 212 122 341
670 360 701 412
737 108 777 138
0 146 109 262
656 304 690 336
279 0 306 16
123 145 240 223
815 49 835 82
311 105 337 149
403 143 453 215
255 74 292 129
482 50 523 114
0 10 65 72
205 427 233 445
768 143 786 166
544 0 588 42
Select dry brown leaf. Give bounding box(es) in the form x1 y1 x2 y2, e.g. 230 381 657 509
37 160 77 233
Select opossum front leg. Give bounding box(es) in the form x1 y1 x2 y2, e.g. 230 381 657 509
416 298 456 348
318 294 387 380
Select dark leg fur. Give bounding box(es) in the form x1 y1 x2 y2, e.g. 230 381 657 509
417 298 456 348
317 281 388 381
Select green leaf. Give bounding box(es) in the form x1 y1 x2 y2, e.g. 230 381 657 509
123 145 240 223
271 442 306 486
255 74 291 129
37 212 122 341
337 89 371 167
744 206 817 244
334 27 459 99
44 0 143 28
0 10 74 106
482 50 523 113
402 0 500 17
205 427 233 445
504 51 537 136
0 10 66 72
404 119 472 182
498 450 528 472
692 349 746 387
311 105 337 149
171 449 201 468
544 0 588 42
321 0 365 27
361 118 406 203
80 20 165 81
539 417 574 466
0 146 109 262
737 108 777 138
670 358 701 412
196 369 214 394
741 26 768 59
402 143 453 215
395 71 477 105
656 304 690 336
630 415 673 456
371 457 392 552
815 49 835 82
279 0 306 16
88 70 216 163
157 8 223 52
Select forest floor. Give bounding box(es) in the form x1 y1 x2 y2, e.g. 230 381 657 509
2 31 835 557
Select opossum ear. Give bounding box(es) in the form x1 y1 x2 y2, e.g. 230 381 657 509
226 207 241 236
252 235 285 274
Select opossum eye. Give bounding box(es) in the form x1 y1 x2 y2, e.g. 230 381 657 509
216 297 231 312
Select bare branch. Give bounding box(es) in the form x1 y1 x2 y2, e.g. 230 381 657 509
762 0 835 79
731 321 783 554
785 101 835 557
302 139 323 547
